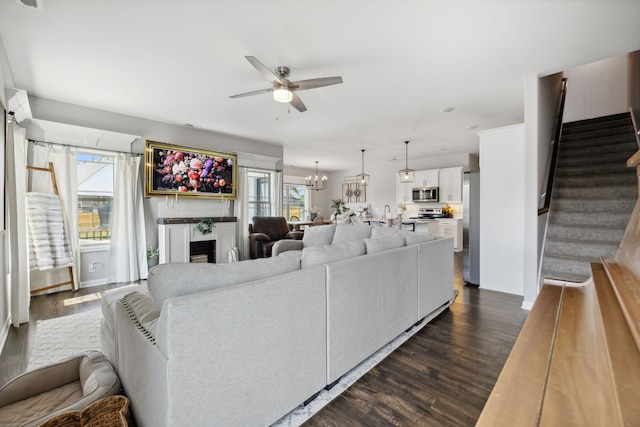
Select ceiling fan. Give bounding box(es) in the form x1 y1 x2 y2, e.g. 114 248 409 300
229 56 343 112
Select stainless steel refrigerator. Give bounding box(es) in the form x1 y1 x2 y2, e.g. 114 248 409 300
462 171 480 286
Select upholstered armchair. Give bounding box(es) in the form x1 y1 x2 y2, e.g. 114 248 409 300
249 216 304 259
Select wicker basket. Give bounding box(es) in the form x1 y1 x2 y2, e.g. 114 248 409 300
38 395 129 427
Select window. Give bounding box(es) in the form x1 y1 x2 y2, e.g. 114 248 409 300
77 152 114 242
247 170 271 220
283 184 306 221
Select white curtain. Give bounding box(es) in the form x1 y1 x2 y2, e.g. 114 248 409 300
235 167 249 261
106 154 148 283
7 123 30 325
273 170 283 216
29 142 80 294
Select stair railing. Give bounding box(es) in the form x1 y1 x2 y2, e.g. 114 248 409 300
538 77 569 216
630 107 640 150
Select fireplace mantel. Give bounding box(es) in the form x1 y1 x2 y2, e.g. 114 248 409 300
158 218 237 264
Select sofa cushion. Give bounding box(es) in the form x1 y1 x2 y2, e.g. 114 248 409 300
404 232 436 245
364 235 406 254
332 224 373 244
148 255 301 307
302 224 336 247
370 226 401 239
301 240 366 268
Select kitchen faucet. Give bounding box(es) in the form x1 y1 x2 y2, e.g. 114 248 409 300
383 204 391 220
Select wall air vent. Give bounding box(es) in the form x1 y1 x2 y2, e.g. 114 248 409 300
16 0 43 11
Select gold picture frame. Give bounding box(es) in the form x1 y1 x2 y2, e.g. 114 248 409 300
145 140 237 199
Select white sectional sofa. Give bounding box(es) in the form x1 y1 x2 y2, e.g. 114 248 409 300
101 224 454 427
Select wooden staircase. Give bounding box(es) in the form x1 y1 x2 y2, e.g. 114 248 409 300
477 150 640 426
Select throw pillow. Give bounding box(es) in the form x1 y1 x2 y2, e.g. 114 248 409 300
301 240 366 268
331 224 373 244
302 224 336 247
364 235 406 254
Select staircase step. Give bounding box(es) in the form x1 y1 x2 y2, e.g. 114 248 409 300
541 256 593 282
561 126 635 142
559 140 637 157
549 211 631 227
546 223 627 243
562 113 632 133
553 185 637 200
544 238 620 259
555 163 632 177
557 150 634 168
554 173 637 188
549 198 636 213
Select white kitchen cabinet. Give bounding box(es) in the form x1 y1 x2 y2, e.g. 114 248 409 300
437 218 462 252
395 174 412 204
412 169 439 188
159 220 237 264
439 166 463 203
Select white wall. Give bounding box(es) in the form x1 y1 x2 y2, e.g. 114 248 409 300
0 41 11 349
27 96 284 252
478 124 526 296
563 55 628 123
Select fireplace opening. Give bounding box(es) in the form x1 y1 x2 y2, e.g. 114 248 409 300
190 240 216 263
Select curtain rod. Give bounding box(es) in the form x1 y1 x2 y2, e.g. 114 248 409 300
28 139 144 157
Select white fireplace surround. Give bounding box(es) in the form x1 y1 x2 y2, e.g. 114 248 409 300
158 219 236 264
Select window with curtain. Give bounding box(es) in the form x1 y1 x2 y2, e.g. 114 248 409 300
76 152 115 242
247 170 272 220
283 184 306 221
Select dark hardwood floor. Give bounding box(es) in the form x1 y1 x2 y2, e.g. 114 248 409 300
303 253 528 426
0 254 528 426
0 281 140 387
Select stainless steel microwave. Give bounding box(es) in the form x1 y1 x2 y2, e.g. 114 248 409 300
412 187 439 202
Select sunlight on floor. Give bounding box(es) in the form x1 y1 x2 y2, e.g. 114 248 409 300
63 292 103 306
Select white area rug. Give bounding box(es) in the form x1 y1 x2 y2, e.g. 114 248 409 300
28 292 456 426
28 310 102 370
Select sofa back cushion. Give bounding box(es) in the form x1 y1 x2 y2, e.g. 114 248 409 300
332 224 373 244
404 232 436 245
148 255 301 307
302 224 336 247
364 235 406 254
301 240 366 268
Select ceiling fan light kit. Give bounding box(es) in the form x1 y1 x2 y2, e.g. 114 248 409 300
230 56 343 112
306 161 327 191
399 140 415 183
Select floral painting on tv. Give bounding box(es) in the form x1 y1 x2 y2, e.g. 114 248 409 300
145 140 237 199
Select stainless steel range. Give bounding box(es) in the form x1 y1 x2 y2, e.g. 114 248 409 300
417 207 445 219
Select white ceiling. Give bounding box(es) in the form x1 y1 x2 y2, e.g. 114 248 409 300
1 0 639 171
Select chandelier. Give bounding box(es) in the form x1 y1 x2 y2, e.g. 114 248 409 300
306 161 327 191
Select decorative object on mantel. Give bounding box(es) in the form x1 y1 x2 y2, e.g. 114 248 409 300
196 218 216 235
355 149 370 186
306 161 327 191
399 140 415 183
145 140 237 199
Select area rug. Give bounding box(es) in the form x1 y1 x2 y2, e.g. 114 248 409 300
28 310 102 370
28 292 457 426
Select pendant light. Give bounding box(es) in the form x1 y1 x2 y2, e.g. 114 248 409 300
399 140 415 183
306 161 327 191
355 149 370 186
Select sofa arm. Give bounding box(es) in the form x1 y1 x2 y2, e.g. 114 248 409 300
284 231 304 240
249 232 271 242
272 239 303 256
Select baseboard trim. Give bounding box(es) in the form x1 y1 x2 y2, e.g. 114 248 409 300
80 278 107 288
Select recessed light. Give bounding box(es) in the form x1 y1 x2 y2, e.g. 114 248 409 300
439 107 454 113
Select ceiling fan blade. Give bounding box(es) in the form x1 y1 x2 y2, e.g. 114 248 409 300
245 56 283 84
291 76 343 91
289 92 307 112
229 88 272 99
